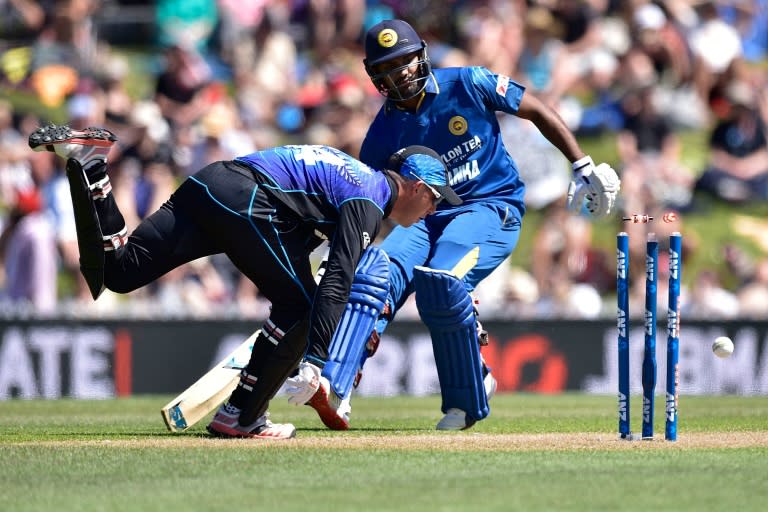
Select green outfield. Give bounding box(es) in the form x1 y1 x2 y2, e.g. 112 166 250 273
1 393 767 511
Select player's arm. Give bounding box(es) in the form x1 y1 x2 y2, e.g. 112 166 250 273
284 199 382 405
515 92 586 163
516 91 621 218
468 65 585 164
305 198 383 366
471 65 621 218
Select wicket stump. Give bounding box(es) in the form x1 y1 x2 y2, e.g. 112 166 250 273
616 231 681 441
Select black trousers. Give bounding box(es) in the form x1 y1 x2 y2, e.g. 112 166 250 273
104 160 319 329
93 159 324 422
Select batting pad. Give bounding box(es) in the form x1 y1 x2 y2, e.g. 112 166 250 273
323 246 390 399
414 266 489 422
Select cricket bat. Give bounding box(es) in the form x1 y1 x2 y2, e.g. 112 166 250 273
161 330 259 432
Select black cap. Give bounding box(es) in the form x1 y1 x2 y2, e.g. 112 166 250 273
364 19 425 67
388 146 462 206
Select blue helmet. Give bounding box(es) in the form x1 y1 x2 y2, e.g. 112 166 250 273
363 20 432 102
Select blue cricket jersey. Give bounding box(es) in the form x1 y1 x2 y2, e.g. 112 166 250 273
361 66 527 219
236 145 391 223
235 145 394 355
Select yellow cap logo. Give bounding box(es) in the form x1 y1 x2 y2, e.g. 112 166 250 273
448 116 468 135
378 29 398 48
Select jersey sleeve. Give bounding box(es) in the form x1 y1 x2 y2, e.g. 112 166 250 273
466 66 525 115
306 198 383 360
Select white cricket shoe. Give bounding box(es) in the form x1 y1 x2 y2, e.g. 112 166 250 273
307 376 352 430
436 369 497 431
207 403 296 440
28 124 116 165
436 408 475 430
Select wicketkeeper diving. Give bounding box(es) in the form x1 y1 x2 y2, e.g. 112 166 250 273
29 123 460 439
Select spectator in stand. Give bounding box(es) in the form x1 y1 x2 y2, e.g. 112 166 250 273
28 149 92 302
734 257 768 318
516 5 567 101
28 0 101 107
548 0 616 95
715 0 768 64
0 186 58 313
214 0 271 67
295 0 366 60
530 199 613 319
685 269 739 319
182 97 256 171
617 81 695 215
228 8 298 132
0 0 45 48
123 100 172 167
530 0 622 132
152 258 229 316
0 99 31 206
615 2 708 129
688 0 747 107
100 54 134 134
303 72 374 158
115 100 178 222
154 43 213 131
456 1 522 77
155 0 218 53
695 80 768 203
66 79 106 130
628 2 692 88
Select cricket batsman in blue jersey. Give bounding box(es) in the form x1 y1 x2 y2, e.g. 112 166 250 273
29 123 460 439
288 19 621 431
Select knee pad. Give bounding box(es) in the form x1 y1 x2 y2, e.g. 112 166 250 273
414 266 489 422
322 246 390 399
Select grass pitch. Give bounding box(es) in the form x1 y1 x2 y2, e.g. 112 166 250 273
1 393 767 512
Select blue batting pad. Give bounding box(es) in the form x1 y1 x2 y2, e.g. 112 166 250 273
323 246 390 399
413 266 489 421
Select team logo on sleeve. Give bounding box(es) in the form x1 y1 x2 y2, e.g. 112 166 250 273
496 75 510 96
378 29 398 48
448 116 467 135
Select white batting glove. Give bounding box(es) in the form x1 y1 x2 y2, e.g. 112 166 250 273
285 361 322 406
566 156 621 218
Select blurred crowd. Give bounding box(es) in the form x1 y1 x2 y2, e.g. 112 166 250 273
1 0 768 320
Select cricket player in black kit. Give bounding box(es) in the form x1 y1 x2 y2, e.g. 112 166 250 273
29 124 461 439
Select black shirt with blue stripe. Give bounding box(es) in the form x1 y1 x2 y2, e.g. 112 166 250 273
236 145 395 357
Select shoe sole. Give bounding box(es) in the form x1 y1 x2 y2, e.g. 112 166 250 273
206 423 296 440
307 386 350 431
28 125 116 150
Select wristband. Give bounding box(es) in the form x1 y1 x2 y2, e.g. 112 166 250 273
572 155 594 174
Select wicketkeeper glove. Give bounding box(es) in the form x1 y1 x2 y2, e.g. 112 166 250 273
566 156 621 218
285 361 322 405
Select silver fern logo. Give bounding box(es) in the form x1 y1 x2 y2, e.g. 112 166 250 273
339 162 363 186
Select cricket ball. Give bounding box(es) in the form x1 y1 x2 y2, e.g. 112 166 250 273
712 336 734 358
